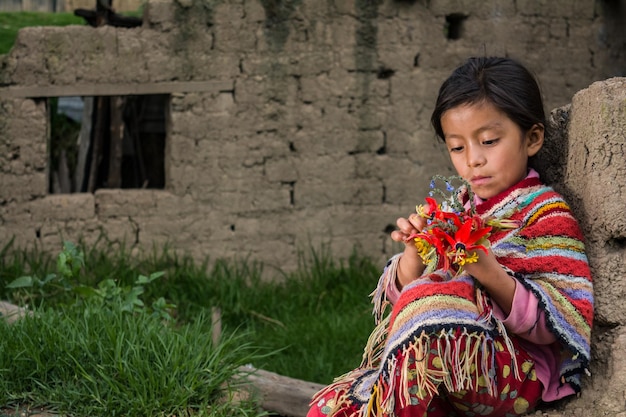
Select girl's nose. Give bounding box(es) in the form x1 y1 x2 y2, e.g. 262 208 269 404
466 147 486 167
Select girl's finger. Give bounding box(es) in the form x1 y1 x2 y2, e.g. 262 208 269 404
390 230 406 242
396 218 415 234
408 213 425 230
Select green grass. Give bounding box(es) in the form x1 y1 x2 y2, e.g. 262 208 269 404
0 307 263 417
0 12 85 55
0 239 380 416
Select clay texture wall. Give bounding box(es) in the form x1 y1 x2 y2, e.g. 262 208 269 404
65 0 143 11
0 0 143 12
0 0 624 273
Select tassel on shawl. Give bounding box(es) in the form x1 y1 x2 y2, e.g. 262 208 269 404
370 254 401 325
475 282 521 381
374 329 500 416
313 325 519 417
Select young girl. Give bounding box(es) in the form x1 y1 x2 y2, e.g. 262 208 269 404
308 57 594 417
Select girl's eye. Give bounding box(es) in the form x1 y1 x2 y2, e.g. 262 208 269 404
482 138 499 145
449 146 464 153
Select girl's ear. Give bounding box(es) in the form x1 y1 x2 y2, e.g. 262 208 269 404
526 123 545 157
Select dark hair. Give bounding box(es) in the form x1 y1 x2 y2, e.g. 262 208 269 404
430 57 546 141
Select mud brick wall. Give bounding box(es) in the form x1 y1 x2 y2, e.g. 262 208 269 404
0 0 624 272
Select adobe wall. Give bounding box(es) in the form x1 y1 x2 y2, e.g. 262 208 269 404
1 0 624 272
64 0 143 12
0 1 625 415
0 0 143 13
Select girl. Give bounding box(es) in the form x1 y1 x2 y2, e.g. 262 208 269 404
308 57 594 417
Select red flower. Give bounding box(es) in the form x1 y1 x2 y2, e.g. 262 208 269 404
437 216 492 268
408 178 501 274
416 197 439 219
406 229 450 271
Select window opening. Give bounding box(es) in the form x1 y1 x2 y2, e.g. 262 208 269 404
445 13 468 40
49 94 168 193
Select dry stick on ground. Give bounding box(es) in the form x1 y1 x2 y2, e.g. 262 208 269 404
211 306 222 346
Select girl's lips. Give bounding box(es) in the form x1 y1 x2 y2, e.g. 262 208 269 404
471 176 490 186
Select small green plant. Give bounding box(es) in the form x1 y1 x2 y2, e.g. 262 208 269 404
75 271 176 321
6 241 84 304
7 241 175 320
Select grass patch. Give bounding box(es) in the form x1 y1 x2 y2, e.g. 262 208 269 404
0 307 263 417
0 12 84 54
0 239 381 415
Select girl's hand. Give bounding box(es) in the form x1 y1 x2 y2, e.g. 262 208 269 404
390 214 427 289
462 248 516 314
462 248 501 282
390 213 427 244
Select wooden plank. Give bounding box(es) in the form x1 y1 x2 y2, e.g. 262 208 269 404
0 301 31 324
236 365 324 417
211 306 222 346
0 81 234 98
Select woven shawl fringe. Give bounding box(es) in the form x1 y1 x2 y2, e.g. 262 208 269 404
312 325 522 417
371 254 401 325
475 280 521 383
309 314 391 412
373 329 497 417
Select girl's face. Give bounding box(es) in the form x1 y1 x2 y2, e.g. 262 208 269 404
440 101 544 200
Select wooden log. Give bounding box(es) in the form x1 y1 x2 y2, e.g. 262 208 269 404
0 301 31 324
236 365 325 417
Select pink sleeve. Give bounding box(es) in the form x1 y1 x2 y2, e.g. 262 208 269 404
492 281 557 345
385 274 401 305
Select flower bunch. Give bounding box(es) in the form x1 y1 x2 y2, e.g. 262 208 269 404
405 176 494 274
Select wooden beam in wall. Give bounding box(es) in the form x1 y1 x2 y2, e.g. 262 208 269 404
0 80 234 98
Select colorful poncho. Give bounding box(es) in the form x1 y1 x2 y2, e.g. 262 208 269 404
313 177 594 417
